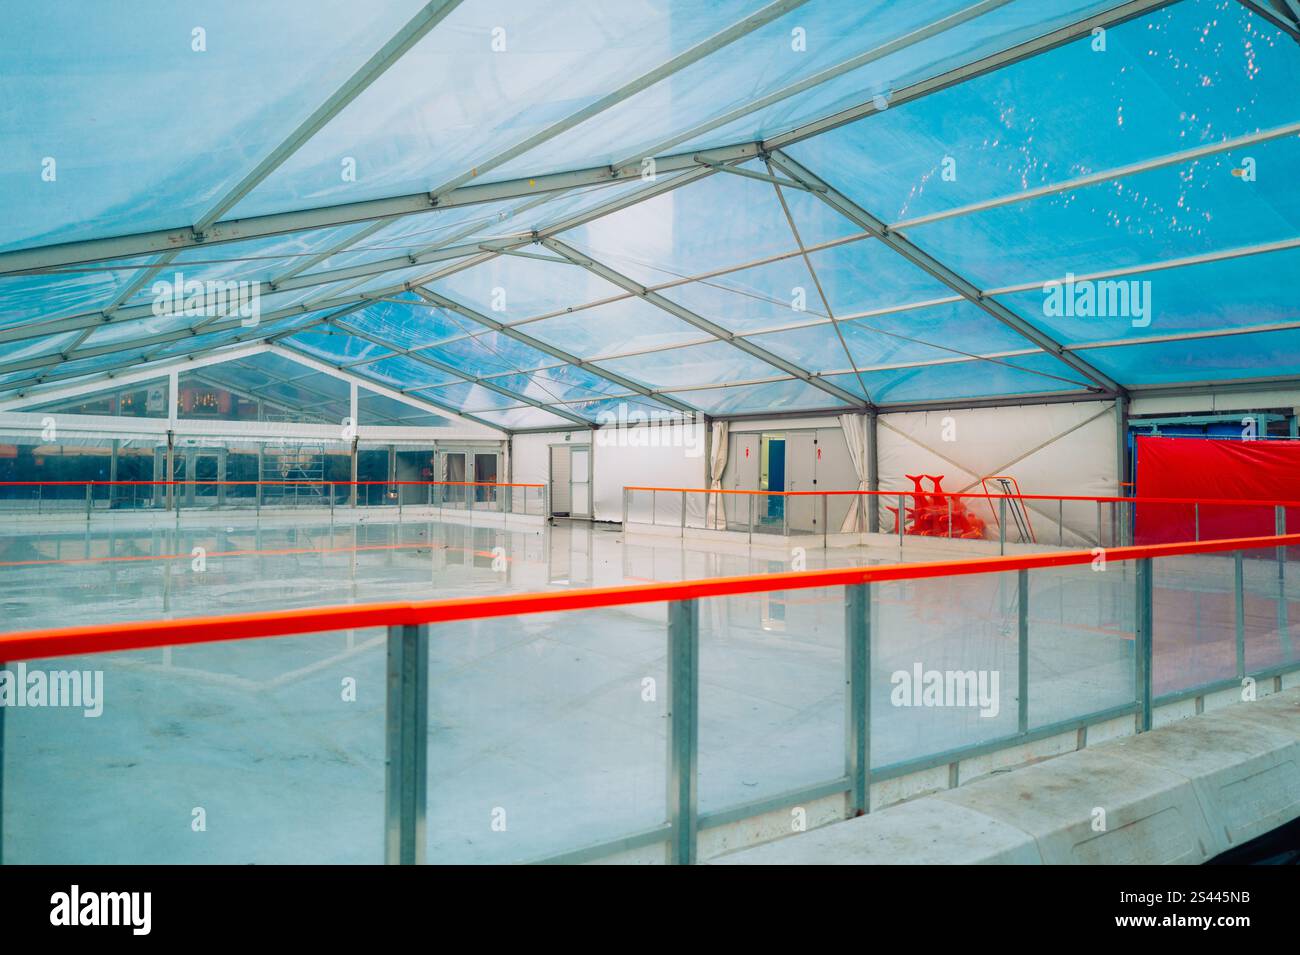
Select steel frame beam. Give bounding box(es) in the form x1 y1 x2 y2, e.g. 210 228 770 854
314 317 592 426
891 119 1300 231
270 340 514 432
0 0 1202 419
765 156 873 403
766 149 1124 396
421 0 809 202
1239 0 1300 38
412 288 703 416
538 238 867 409
1 169 714 367
268 0 1004 313
97 1 467 323
616 0 1014 170
0 0 1172 281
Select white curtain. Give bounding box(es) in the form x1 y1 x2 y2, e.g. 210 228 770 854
839 413 869 533
705 420 728 530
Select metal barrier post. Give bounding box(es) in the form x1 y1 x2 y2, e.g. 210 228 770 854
1135 557 1154 733
329 483 334 523
85 483 92 521
845 583 870 815
666 598 699 865
823 493 829 550
680 490 686 539
36 483 41 515
652 489 657 526
1234 551 1245 680
999 496 1007 556
897 493 905 550
256 481 261 517
385 622 429 865
1194 503 1199 542
1275 505 1286 579
622 487 628 527
1058 498 1064 547
748 494 754 545
1018 569 1029 735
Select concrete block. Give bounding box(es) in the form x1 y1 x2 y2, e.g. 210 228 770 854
870 765 949 811
711 797 1041 865
1085 712 1137 746
958 728 1077 785
935 748 1216 864
1152 697 1198 728
698 791 847 861
1104 706 1300 853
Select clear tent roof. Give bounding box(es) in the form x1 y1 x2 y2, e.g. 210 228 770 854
1 0 1298 430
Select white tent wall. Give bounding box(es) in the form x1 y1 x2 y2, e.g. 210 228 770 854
1130 389 1300 417
876 401 1119 547
594 421 708 524
510 431 567 490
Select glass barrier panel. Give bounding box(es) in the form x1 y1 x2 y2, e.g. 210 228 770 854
1242 545 1298 674
652 489 683 529
1026 562 1136 728
426 604 668 863
2 628 387 863
1152 550 1238 698
697 584 845 813
871 570 1021 768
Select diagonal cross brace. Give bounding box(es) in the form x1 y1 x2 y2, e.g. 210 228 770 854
766 150 1124 396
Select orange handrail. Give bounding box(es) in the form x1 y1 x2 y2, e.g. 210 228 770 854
3 531 1297 663
625 485 1300 508
0 480 544 488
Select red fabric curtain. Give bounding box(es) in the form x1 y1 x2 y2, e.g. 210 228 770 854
1135 435 1300 544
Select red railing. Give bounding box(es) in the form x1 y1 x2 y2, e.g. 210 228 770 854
3 531 1298 663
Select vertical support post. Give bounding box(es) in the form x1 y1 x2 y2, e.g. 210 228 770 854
897 493 904 550
165 431 175 512
781 492 788 539
844 583 871 816
1058 498 1064 547
666 599 699 865
1017 569 1029 735
1275 505 1286 579
866 411 879 534
1194 503 1199 542
329 483 335 523
1135 557 1154 733
1234 551 1246 680
622 487 629 528
748 494 754 546
999 496 1007 556
652 489 657 527
1115 393 1128 496
85 482 92 521
385 622 429 865
680 490 686 539
822 493 828 550
350 437 359 509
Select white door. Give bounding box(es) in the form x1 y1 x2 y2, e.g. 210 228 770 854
570 446 591 518
550 446 572 515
